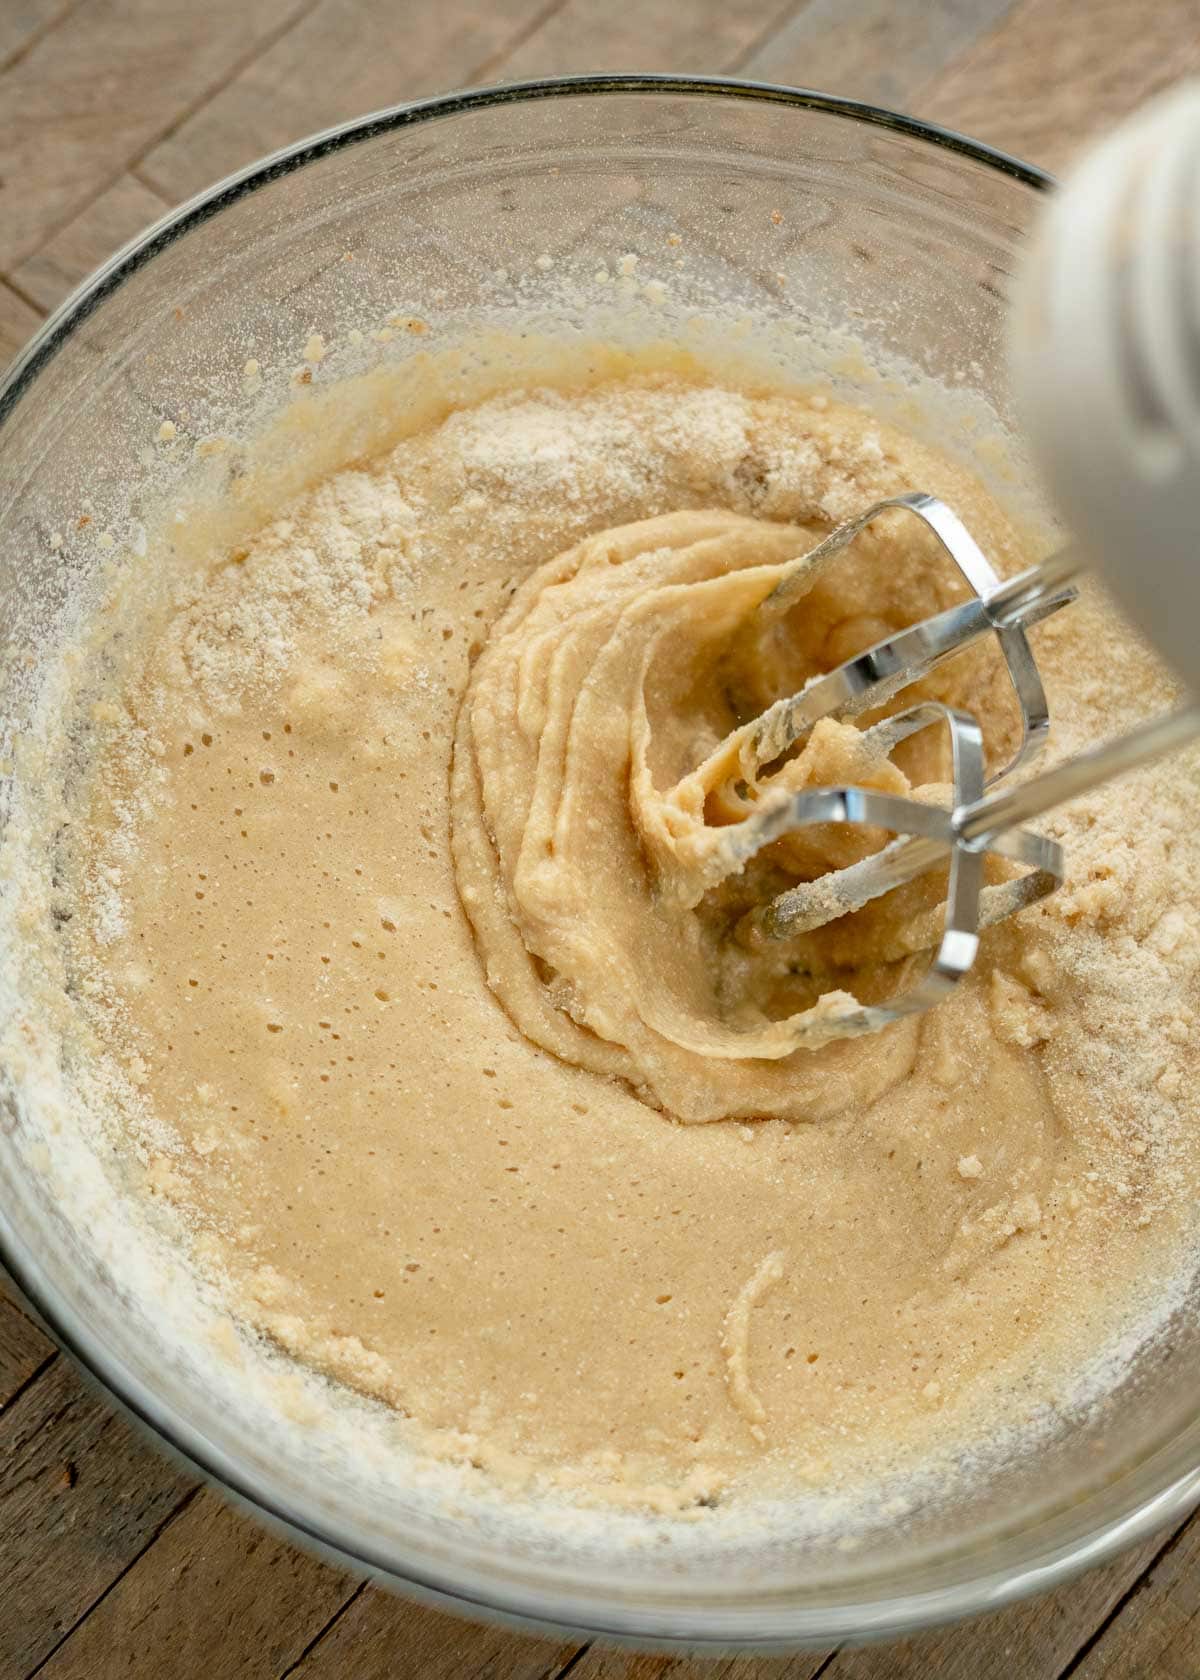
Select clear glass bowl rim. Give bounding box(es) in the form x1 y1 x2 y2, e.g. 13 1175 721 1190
4 72 1198 1650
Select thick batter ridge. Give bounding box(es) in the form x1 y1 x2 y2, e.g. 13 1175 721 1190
60 365 1200 1514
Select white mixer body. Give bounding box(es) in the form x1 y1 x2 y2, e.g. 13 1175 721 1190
1011 81 1200 692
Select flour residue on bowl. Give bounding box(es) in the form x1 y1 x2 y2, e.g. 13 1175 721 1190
3 332 1200 1542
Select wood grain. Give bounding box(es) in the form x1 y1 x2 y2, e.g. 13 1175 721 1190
0 1287 54 1411
288 1588 582 1679
562 1650 833 1679
0 0 312 271
816 1517 1186 1680
0 1355 195 1673
11 171 172 313
921 0 1200 172
0 0 85 72
490 0 794 80
137 0 564 207
739 0 1018 111
31 1489 357 1680
1069 1509 1200 1678
0 276 45 367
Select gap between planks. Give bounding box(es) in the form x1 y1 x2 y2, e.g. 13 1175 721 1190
23 1488 202 1680
0 0 92 78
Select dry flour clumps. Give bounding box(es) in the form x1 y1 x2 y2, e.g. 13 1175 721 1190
168 472 422 714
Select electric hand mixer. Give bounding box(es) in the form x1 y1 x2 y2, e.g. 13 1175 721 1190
720 83 1200 1035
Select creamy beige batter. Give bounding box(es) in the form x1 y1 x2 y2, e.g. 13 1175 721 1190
453 506 1025 1117
60 359 1200 1514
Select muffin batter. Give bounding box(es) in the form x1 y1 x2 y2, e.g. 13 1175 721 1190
61 361 1200 1513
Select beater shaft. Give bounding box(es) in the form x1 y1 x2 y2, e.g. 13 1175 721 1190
721 496 1199 1009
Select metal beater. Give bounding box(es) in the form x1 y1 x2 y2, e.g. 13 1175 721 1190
718 85 1200 1035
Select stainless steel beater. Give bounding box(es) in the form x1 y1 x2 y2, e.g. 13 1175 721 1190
720 494 1199 1035
720 84 1200 1034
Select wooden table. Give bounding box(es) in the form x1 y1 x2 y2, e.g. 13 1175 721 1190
4 2 1200 1674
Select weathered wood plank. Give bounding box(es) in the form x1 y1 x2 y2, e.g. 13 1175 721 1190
492 0 794 80
36 1488 359 1680
1069 1509 1200 1679
0 0 311 271
738 0 1018 111
0 1354 195 1674
0 1277 55 1410
11 171 172 312
814 1518 1184 1680
920 0 1200 172
561 1647 833 1678
0 275 45 367
289 1587 582 1679
138 0 565 207
0 0 86 72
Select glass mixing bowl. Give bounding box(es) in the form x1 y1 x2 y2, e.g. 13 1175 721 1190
2 75 1198 1650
